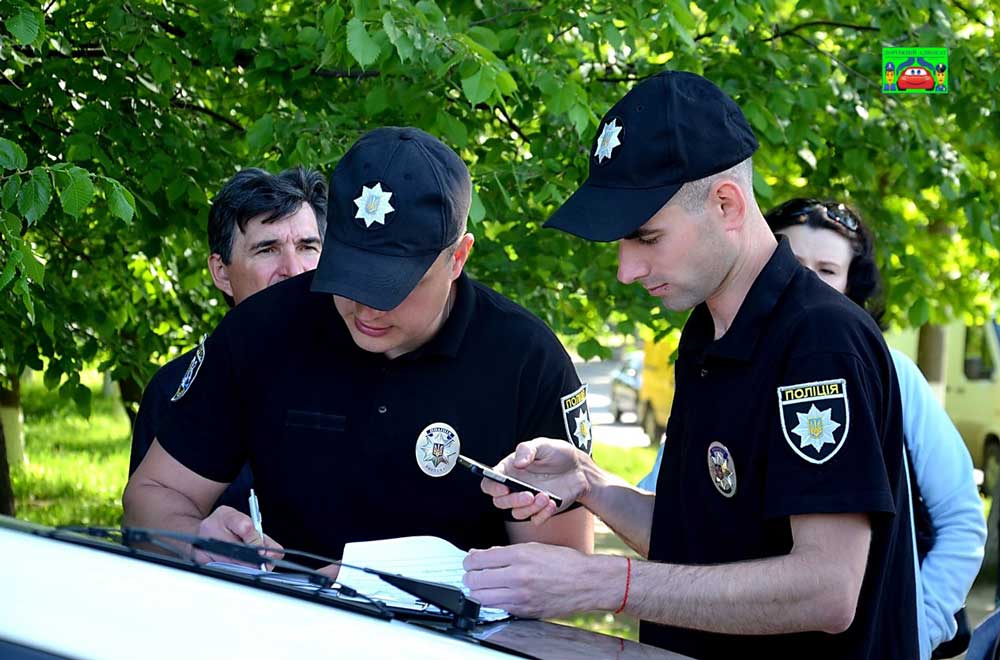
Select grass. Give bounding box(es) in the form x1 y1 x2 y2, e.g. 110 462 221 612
11 379 131 527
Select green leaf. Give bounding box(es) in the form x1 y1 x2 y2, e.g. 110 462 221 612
324 5 345 37
73 382 92 418
0 250 19 291
247 114 274 153
5 6 41 45
568 104 590 137
346 17 381 68
469 187 485 224
2 175 19 210
495 70 517 96
602 23 622 49
365 86 390 115
0 138 27 170
436 110 468 147
107 181 135 223
21 250 44 284
60 166 96 217
461 67 496 106
17 168 51 224
382 12 413 62
15 277 34 323
908 297 930 327
150 55 172 84
467 26 500 52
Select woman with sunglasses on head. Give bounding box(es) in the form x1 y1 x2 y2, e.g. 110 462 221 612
764 198 985 660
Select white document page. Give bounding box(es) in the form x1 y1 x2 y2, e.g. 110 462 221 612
338 535 509 622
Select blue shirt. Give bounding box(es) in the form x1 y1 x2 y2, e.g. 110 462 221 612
891 349 985 658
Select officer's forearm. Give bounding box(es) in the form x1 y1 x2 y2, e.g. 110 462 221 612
122 478 207 553
618 513 870 635
579 461 655 557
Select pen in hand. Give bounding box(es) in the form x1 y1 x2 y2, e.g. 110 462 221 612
248 488 266 571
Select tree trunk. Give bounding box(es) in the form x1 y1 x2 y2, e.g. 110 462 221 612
916 324 948 405
0 412 15 517
0 375 24 468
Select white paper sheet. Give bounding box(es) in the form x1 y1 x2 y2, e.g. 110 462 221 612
338 536 510 622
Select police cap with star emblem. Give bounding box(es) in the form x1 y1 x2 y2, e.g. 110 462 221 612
544 70 758 242
311 127 471 310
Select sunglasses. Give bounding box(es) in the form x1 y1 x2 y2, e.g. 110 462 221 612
771 200 860 234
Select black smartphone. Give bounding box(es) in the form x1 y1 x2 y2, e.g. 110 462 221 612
457 455 564 508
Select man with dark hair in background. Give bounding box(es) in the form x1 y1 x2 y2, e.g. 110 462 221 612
128 166 327 514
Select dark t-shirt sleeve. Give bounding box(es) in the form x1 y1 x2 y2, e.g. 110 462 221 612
157 323 247 483
129 355 188 476
764 313 896 520
515 333 592 456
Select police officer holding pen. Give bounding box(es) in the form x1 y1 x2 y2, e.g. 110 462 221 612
462 71 918 658
123 127 593 564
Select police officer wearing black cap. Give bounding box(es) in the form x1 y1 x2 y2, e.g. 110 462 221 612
123 127 593 563
464 72 918 659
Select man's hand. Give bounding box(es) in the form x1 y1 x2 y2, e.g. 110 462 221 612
463 543 622 618
194 505 284 567
482 439 592 524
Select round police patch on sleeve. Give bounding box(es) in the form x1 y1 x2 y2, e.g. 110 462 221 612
170 335 207 402
777 378 850 464
560 384 592 453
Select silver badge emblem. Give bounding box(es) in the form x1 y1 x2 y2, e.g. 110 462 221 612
170 335 206 402
594 118 623 163
707 441 736 498
416 422 460 477
353 182 394 228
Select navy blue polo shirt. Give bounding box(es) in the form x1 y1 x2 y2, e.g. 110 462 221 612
642 240 917 658
129 352 254 515
156 270 589 560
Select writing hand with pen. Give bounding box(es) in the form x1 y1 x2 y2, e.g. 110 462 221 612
195 503 284 569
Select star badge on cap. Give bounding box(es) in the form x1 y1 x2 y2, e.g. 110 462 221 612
594 118 623 163
354 182 394 228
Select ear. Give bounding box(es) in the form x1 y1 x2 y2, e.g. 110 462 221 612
709 180 748 232
449 233 475 280
208 253 234 298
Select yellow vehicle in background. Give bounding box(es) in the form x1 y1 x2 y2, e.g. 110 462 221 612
637 333 679 444
887 319 1000 494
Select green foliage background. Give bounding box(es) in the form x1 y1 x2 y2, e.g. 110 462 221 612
1 0 998 413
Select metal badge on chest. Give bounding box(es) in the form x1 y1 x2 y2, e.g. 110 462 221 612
707 441 737 498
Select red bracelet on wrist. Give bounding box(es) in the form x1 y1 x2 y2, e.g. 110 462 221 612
614 556 632 614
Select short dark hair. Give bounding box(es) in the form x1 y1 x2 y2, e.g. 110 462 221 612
207 166 327 264
764 197 885 326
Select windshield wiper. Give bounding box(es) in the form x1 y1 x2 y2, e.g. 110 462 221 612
56 526 481 629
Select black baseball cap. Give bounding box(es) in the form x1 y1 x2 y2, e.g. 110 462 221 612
311 127 471 310
544 71 759 242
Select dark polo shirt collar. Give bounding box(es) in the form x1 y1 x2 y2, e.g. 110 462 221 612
680 237 799 363
395 271 475 361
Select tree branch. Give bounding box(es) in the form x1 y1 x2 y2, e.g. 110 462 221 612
495 104 529 144
169 100 244 132
787 33 876 88
950 0 992 27
763 20 878 42
470 5 541 27
313 68 381 80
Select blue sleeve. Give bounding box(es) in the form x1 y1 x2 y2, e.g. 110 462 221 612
638 442 665 492
892 350 986 653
